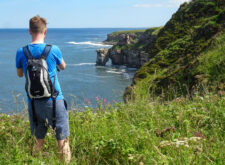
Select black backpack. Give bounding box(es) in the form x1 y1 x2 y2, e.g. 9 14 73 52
23 44 58 128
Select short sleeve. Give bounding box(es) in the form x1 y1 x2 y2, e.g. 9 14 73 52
53 46 63 65
16 48 23 68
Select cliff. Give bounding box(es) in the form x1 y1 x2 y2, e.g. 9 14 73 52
124 0 225 101
96 0 225 101
96 27 162 67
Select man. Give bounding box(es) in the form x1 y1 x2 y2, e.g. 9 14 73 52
16 15 71 162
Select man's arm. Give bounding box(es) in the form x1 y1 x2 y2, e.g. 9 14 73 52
17 68 24 77
58 58 66 70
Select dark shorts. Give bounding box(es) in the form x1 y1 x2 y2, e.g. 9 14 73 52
28 99 69 140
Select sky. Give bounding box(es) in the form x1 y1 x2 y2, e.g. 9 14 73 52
0 0 190 28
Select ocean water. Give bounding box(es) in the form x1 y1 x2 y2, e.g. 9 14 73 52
0 28 138 113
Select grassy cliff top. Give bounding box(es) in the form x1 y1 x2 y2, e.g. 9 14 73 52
109 29 146 36
108 27 162 37
109 27 163 51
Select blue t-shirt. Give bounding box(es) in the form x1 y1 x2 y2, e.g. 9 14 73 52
16 43 64 100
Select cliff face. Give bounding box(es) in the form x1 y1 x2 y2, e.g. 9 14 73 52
107 49 149 67
96 27 161 67
124 0 225 101
96 48 109 66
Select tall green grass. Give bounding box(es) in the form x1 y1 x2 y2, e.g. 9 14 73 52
0 91 224 164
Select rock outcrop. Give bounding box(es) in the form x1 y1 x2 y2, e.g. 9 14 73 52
96 27 161 67
96 48 150 68
96 48 109 66
108 49 149 68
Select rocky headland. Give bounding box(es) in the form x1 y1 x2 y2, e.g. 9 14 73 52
96 27 162 68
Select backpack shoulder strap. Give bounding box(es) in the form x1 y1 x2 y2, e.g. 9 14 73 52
22 45 33 60
41 44 52 60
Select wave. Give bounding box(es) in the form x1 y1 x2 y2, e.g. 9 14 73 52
67 41 112 47
106 70 125 74
67 63 95 66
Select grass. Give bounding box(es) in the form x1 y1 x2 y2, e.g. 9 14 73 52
132 28 225 100
0 92 224 164
109 29 146 37
109 27 163 37
111 27 162 51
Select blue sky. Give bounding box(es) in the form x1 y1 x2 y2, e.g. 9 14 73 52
0 0 189 28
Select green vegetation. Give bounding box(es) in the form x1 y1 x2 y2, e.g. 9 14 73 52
111 27 162 51
109 29 146 37
1 92 224 164
125 0 225 99
1 0 225 164
145 26 163 36
105 27 162 48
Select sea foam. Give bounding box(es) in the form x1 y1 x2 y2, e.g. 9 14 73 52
67 41 112 47
67 63 96 66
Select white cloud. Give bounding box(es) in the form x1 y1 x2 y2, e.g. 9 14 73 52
133 0 191 8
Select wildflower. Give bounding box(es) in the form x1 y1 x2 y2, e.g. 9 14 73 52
85 98 91 104
103 98 106 104
184 144 190 148
189 137 202 142
96 96 99 101
199 96 204 100
128 154 134 160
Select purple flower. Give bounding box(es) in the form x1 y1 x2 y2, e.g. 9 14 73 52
85 98 91 104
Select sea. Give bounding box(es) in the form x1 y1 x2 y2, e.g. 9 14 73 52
0 28 140 114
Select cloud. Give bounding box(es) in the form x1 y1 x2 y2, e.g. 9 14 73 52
133 0 191 8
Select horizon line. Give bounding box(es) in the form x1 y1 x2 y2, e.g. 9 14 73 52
0 27 154 29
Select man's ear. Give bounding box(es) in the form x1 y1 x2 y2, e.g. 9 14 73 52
44 28 47 35
29 29 32 35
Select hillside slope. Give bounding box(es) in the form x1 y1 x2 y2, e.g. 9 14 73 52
124 0 225 100
1 94 224 164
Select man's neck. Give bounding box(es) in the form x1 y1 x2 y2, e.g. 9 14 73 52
31 33 45 44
